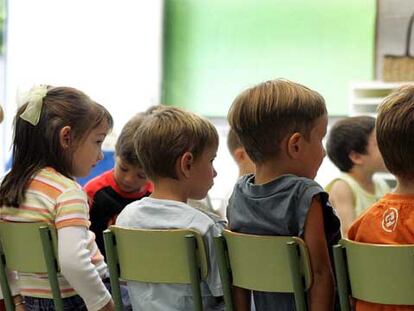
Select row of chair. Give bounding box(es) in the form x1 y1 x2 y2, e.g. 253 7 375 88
0 221 413 311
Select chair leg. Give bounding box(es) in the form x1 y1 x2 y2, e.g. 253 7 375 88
287 241 308 311
39 227 63 311
0 243 14 311
332 245 351 311
103 230 124 311
214 236 234 311
185 235 203 311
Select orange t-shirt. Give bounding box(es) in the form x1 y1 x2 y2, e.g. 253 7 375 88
348 193 414 311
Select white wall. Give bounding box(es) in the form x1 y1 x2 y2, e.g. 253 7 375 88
1 0 163 173
1 1 344 206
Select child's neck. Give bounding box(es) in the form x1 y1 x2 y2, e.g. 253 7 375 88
238 165 253 177
255 161 290 185
150 178 188 203
394 177 414 195
348 168 375 194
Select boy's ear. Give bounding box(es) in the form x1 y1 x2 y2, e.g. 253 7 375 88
233 147 245 163
286 132 303 159
179 151 194 178
59 126 72 149
349 150 363 165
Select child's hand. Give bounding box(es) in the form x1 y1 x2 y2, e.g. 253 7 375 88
15 304 25 311
98 299 115 311
12 295 25 311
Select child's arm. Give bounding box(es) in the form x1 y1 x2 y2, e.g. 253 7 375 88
304 196 334 311
327 180 355 237
58 226 114 311
232 286 251 311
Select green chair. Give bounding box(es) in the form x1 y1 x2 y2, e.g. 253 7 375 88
333 238 414 310
214 229 312 311
103 226 209 311
0 221 63 311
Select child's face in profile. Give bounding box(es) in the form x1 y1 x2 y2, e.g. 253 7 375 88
360 131 387 173
299 114 328 179
72 120 110 178
188 144 218 200
114 156 148 193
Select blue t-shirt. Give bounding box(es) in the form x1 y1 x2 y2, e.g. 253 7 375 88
227 174 341 311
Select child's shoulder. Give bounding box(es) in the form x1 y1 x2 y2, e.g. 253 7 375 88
84 169 113 191
37 167 82 192
182 204 225 237
236 173 323 196
118 197 224 235
26 167 87 204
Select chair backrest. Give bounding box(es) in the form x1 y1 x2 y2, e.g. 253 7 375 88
333 238 414 310
214 229 312 311
103 226 209 311
0 221 62 311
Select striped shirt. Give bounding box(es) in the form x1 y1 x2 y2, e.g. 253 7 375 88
0 167 107 298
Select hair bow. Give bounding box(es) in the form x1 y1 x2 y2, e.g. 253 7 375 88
19 85 48 126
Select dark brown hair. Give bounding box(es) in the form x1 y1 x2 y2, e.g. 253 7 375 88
0 86 113 207
326 116 376 172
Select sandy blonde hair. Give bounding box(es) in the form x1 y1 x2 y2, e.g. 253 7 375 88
376 85 414 179
228 79 326 163
134 106 218 180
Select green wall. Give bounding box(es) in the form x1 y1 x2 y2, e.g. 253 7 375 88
162 0 376 116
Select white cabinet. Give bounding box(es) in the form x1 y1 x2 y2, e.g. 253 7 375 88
349 81 413 116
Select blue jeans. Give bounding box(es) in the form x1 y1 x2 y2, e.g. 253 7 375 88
24 278 131 311
24 295 87 311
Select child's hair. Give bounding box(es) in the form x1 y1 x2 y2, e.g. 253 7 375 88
227 79 326 164
115 112 147 166
326 116 376 172
376 85 414 179
227 128 244 157
0 86 113 207
134 106 218 181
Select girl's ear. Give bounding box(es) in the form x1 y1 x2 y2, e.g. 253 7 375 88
59 126 72 149
286 132 303 159
179 151 194 178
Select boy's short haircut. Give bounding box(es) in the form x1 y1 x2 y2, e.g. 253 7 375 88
227 79 326 164
376 85 414 178
134 106 219 181
227 128 243 156
115 113 147 166
326 116 376 172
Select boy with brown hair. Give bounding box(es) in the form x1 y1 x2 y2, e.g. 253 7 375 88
348 85 414 311
227 128 255 178
116 106 225 310
217 128 255 219
227 79 341 311
85 112 153 255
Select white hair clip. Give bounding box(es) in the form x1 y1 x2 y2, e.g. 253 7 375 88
19 85 49 126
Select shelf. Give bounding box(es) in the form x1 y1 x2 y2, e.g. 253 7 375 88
353 98 384 105
349 81 412 117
